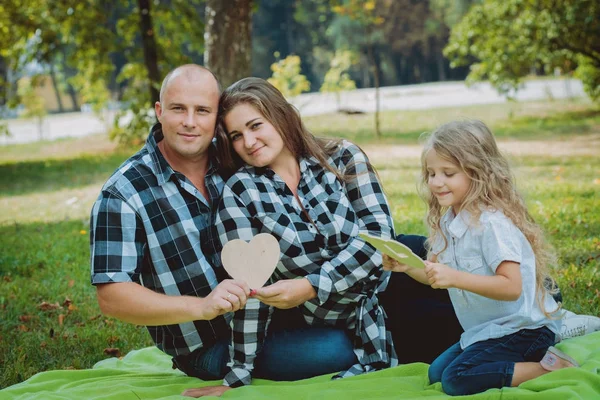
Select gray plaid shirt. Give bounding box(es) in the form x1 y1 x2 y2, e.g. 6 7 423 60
90 124 230 358
216 140 398 387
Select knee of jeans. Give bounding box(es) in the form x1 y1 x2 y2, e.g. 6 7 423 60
440 367 470 396
427 365 442 384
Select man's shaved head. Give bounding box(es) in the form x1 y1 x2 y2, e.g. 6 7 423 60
159 64 220 104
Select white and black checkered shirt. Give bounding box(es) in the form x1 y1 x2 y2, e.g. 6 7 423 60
216 140 398 387
90 124 230 358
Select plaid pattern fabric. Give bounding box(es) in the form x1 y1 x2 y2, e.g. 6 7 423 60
90 124 230 358
215 140 398 387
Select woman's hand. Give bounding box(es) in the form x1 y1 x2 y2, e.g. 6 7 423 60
182 385 231 397
424 261 458 289
252 278 316 309
382 254 411 273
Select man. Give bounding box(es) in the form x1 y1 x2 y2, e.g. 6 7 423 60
90 65 356 395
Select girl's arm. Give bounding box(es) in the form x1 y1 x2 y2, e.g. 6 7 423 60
215 183 273 388
305 142 394 303
426 260 522 301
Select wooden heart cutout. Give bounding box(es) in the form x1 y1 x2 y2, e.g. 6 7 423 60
221 233 281 289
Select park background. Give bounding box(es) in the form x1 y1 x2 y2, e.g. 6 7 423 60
1 0 599 391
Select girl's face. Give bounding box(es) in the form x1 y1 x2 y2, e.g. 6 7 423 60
224 103 293 169
425 149 471 211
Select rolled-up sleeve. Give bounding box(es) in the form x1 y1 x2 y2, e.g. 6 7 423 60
90 190 145 285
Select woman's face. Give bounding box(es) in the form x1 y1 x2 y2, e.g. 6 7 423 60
224 103 292 169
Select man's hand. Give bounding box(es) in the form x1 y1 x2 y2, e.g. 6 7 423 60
199 279 251 320
182 385 231 397
252 278 316 309
382 254 411 273
424 261 458 289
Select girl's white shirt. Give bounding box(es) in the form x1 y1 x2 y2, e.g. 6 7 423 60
431 208 561 349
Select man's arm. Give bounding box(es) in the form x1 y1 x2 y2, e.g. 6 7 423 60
96 280 250 326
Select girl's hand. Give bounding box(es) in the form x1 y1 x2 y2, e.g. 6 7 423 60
252 279 317 309
382 254 411 273
424 261 457 289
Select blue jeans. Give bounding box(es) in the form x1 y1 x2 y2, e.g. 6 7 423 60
172 307 356 381
428 326 556 396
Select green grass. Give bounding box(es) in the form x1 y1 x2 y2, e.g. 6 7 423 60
1 98 599 388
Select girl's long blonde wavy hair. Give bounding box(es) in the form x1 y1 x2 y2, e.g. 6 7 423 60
420 120 559 316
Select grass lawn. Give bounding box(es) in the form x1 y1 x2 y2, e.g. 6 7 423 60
1 98 599 388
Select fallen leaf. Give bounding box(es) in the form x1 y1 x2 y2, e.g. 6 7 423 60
18 325 29 332
40 341 47 348
103 348 121 357
58 314 65 326
38 302 61 311
68 304 78 312
62 298 72 307
68 280 75 288
19 315 32 323
3 276 12 283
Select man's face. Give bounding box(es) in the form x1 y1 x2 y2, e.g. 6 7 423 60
155 72 219 161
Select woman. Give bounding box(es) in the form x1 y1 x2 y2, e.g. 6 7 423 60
209 77 398 393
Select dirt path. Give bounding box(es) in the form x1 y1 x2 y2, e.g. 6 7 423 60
363 133 600 159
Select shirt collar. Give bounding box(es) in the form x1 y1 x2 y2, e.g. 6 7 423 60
442 208 472 239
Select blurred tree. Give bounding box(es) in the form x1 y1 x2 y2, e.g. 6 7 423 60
330 0 389 137
268 55 311 98
445 0 600 100
0 0 206 145
320 50 357 109
205 0 252 88
17 78 47 140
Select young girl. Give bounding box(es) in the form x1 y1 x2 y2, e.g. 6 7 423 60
203 77 397 394
383 120 578 396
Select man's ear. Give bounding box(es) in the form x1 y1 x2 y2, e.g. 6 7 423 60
155 101 162 119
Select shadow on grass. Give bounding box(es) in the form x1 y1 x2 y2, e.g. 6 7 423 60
0 220 152 388
0 151 130 197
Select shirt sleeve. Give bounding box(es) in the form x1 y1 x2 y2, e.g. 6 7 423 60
90 190 146 285
306 142 395 303
481 214 523 272
216 183 273 387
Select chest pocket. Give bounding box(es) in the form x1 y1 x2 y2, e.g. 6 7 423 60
252 212 303 258
456 255 485 274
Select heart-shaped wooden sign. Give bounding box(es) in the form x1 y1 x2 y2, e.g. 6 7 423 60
221 233 281 289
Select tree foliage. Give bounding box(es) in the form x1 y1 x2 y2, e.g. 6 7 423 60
267 55 311 98
444 0 600 100
0 0 206 144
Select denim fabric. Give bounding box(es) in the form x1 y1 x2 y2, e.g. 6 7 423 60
173 307 356 381
428 326 556 396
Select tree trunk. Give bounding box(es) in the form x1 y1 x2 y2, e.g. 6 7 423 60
367 43 381 139
138 0 160 105
204 0 252 88
49 65 65 113
432 38 447 81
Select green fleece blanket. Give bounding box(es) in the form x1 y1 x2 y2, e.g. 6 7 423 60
3 333 600 400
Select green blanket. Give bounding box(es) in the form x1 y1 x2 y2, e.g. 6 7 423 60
3 333 600 399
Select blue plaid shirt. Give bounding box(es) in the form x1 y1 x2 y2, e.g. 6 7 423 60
216 140 398 387
90 124 230 358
